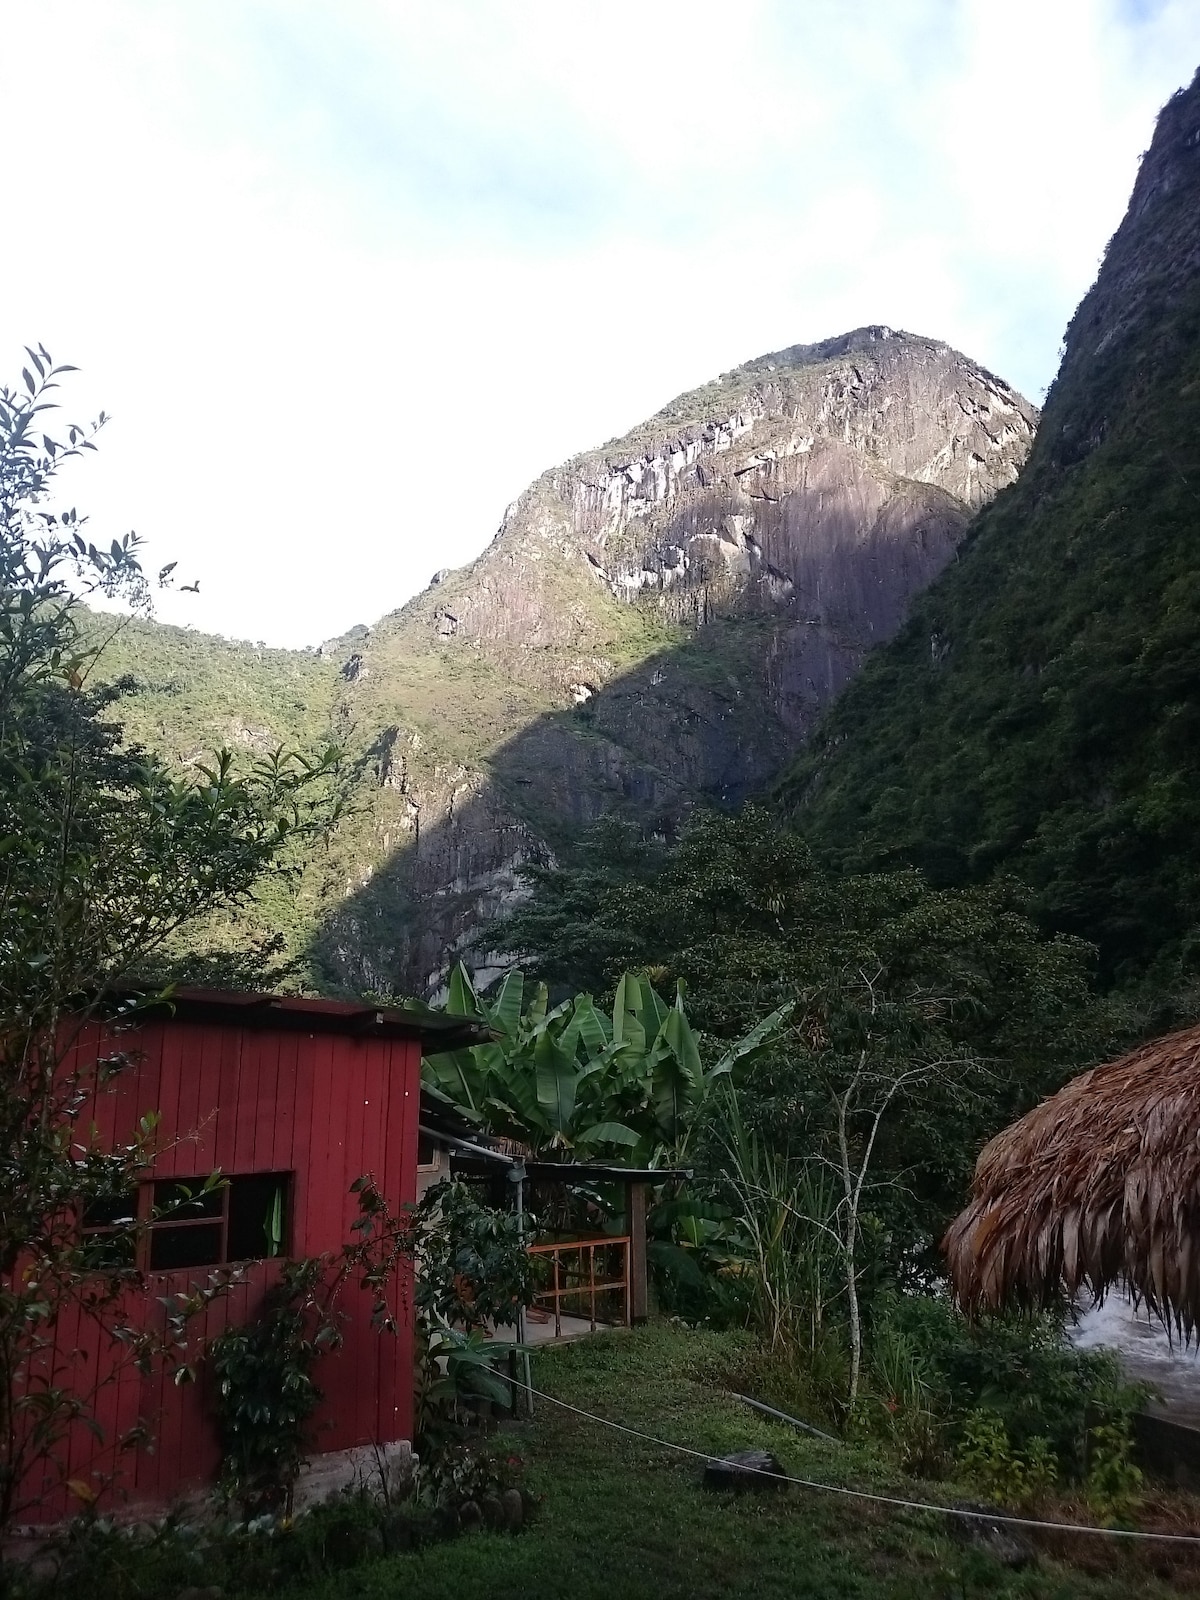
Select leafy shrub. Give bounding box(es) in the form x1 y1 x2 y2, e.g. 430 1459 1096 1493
647 1194 754 1328
208 1258 337 1516
414 1438 526 1511
1084 1417 1144 1523
868 1312 947 1477
414 1180 532 1332
958 1407 1057 1506
872 1291 1148 1485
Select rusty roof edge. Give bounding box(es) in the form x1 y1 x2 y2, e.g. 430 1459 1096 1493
424 1128 691 1183
104 985 495 1054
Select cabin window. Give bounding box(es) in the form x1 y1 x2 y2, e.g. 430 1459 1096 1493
80 1192 140 1269
82 1173 291 1270
417 1131 437 1169
148 1173 291 1270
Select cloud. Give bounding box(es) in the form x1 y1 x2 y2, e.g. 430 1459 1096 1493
1 0 1197 645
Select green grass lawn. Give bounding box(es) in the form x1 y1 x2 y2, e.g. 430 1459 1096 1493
294 1325 1199 1600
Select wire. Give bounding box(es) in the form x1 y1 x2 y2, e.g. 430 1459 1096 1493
508 1375 1200 1546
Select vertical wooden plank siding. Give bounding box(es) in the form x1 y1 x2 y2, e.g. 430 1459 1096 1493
17 1015 421 1521
272 1031 300 1175
381 1040 420 1445
315 1033 373 1449
371 1040 400 1445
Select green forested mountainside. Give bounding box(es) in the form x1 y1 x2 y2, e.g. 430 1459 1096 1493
83 615 346 983
87 614 339 759
781 71 1200 1000
83 321 1031 998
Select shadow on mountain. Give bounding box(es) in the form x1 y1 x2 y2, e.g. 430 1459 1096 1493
301 319 1044 1000
308 618 827 1000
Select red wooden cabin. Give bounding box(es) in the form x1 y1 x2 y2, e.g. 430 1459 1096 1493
20 988 484 1525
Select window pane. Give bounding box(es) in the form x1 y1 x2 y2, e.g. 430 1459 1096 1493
83 1193 138 1229
153 1179 224 1220
227 1173 289 1262
149 1222 223 1271
80 1229 137 1270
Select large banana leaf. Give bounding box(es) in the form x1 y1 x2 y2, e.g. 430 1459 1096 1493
422 1042 498 1115
524 981 549 1029
525 993 573 1042
640 975 670 1036
558 994 611 1061
708 1001 795 1080
574 1120 641 1150
667 986 702 1079
650 1012 700 1143
446 961 484 1020
533 1028 579 1136
612 972 647 1052
483 1058 546 1134
489 969 525 1039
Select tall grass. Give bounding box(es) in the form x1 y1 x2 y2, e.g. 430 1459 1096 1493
717 1091 843 1372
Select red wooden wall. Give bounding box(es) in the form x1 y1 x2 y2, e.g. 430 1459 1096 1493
19 1015 421 1523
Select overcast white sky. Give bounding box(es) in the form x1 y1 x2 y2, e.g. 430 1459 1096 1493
2 1 1198 647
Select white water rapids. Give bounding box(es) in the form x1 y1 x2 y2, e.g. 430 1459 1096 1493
1071 1294 1200 1427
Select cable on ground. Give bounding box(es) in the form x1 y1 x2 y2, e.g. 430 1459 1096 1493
507 1375 1200 1546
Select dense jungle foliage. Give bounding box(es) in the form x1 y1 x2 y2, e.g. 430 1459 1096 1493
492 806 1118 1264
780 221 1200 1013
477 809 1148 1486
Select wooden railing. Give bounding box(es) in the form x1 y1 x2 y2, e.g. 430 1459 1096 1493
526 1236 631 1336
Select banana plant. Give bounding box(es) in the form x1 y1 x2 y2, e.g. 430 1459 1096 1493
424 964 792 1165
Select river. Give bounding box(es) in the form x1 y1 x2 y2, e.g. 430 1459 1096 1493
1070 1293 1200 1427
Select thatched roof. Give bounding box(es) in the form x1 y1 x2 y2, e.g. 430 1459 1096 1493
943 1022 1200 1337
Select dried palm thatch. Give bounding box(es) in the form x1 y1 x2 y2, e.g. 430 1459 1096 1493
944 1022 1200 1338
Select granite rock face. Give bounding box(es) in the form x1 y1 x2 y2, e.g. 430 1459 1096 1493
314 328 1036 996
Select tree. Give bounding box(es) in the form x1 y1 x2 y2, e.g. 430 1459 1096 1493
487 816 665 994
0 350 340 1531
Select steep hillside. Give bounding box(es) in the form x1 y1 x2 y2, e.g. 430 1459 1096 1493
83 616 346 977
90 329 1035 998
782 70 1200 990
91 617 338 762
313 330 1033 996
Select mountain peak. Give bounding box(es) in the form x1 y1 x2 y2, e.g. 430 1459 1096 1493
318 328 1034 993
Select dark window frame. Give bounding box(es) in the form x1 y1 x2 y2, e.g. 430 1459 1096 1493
80 1171 293 1273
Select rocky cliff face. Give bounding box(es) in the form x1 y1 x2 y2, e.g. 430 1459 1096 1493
312 328 1036 996
1047 74 1200 471
406 329 1033 737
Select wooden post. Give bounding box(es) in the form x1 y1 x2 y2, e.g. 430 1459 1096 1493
628 1180 648 1324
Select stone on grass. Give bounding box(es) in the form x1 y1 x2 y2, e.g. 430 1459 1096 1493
947 1503 1036 1570
501 1487 525 1530
458 1499 483 1532
702 1450 788 1492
